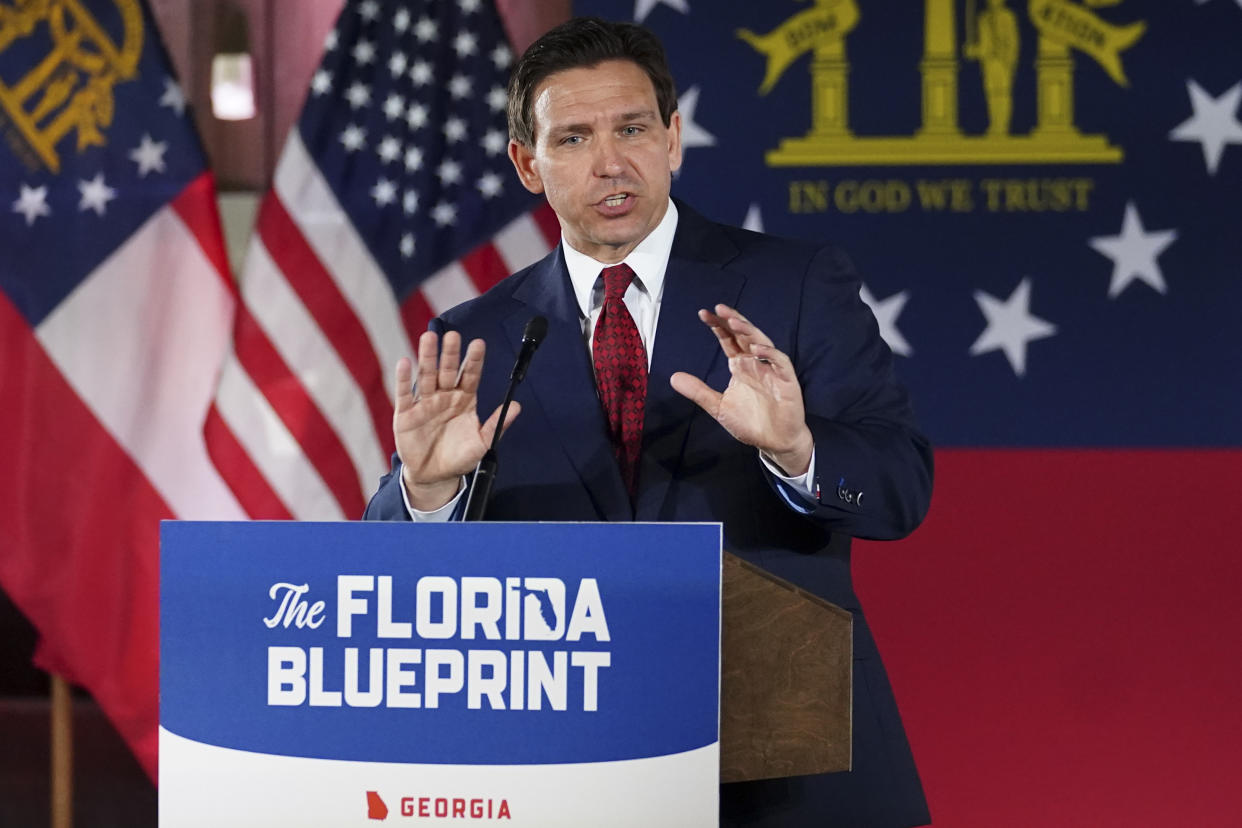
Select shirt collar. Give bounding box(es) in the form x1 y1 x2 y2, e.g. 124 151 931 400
561 198 679 317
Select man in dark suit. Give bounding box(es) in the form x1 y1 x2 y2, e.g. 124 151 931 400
364 17 933 828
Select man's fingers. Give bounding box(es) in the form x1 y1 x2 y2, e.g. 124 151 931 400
479 400 522 445
698 308 745 357
457 338 487 395
717 304 774 348
670 371 722 416
438 331 463 390
415 330 440 397
749 342 796 381
394 357 415 412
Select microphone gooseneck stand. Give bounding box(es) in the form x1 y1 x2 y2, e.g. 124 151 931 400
462 315 547 521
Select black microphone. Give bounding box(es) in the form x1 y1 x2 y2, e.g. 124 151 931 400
510 315 548 384
462 316 547 521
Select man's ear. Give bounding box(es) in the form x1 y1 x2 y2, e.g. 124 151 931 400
508 140 545 194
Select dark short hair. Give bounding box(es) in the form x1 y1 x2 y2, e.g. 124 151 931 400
506 17 678 147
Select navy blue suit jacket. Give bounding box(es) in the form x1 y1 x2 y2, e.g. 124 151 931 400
365 203 933 827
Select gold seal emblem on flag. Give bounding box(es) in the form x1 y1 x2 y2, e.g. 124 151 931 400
0 0 144 172
740 0 1145 166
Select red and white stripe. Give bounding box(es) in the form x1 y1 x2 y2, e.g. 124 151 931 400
206 130 560 520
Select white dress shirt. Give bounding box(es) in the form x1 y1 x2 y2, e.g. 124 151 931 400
402 199 815 519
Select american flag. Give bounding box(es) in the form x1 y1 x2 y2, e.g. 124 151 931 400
0 0 237 778
576 0 1242 825
207 0 561 521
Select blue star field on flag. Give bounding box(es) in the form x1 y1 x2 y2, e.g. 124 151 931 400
300 0 540 303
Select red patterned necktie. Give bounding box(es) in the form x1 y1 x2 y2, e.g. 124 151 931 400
593 263 647 496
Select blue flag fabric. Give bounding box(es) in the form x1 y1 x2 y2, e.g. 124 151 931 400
576 0 1242 448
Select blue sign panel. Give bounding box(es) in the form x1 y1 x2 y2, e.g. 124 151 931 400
160 522 721 767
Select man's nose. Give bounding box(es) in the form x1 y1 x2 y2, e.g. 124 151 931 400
593 138 625 177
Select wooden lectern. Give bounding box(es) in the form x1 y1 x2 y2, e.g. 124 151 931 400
719 552 853 783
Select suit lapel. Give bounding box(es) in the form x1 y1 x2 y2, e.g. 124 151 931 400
507 247 633 521
635 206 745 521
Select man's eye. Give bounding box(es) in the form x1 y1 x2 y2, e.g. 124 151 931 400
621 126 642 136
562 135 583 145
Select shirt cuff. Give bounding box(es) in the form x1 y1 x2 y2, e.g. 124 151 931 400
400 471 467 522
760 447 818 514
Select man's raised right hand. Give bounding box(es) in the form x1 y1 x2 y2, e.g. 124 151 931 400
393 330 520 512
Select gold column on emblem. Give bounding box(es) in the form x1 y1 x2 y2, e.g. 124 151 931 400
1034 37 1075 134
810 37 849 137
918 0 961 135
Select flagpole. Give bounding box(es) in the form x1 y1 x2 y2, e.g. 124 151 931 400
50 674 73 828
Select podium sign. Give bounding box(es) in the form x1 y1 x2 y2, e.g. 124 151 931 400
160 522 722 827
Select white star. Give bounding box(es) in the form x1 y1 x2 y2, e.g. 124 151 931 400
12 184 50 226
482 128 507 156
859 285 913 357
400 233 416 258
1088 202 1178 298
352 39 376 65
743 203 764 232
449 74 473 100
406 102 428 129
678 86 716 152
969 278 1057 377
634 0 689 23
404 146 424 171
324 29 338 51
159 78 186 115
389 52 408 78
432 201 458 226
358 0 380 21
370 178 397 207
1169 80 1242 175
477 171 503 199
377 135 402 164
383 93 405 120
453 31 478 58
443 117 467 143
1194 0 1242 9
459 0 481 12
340 124 366 151
129 134 168 177
345 82 371 109
311 69 333 96
410 60 432 86
486 85 506 112
77 173 117 216
394 8 411 31
404 190 419 214
438 158 463 185
491 44 512 70
414 16 438 42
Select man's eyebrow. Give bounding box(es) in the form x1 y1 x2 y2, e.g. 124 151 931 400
544 110 660 139
617 110 658 123
547 122 591 136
